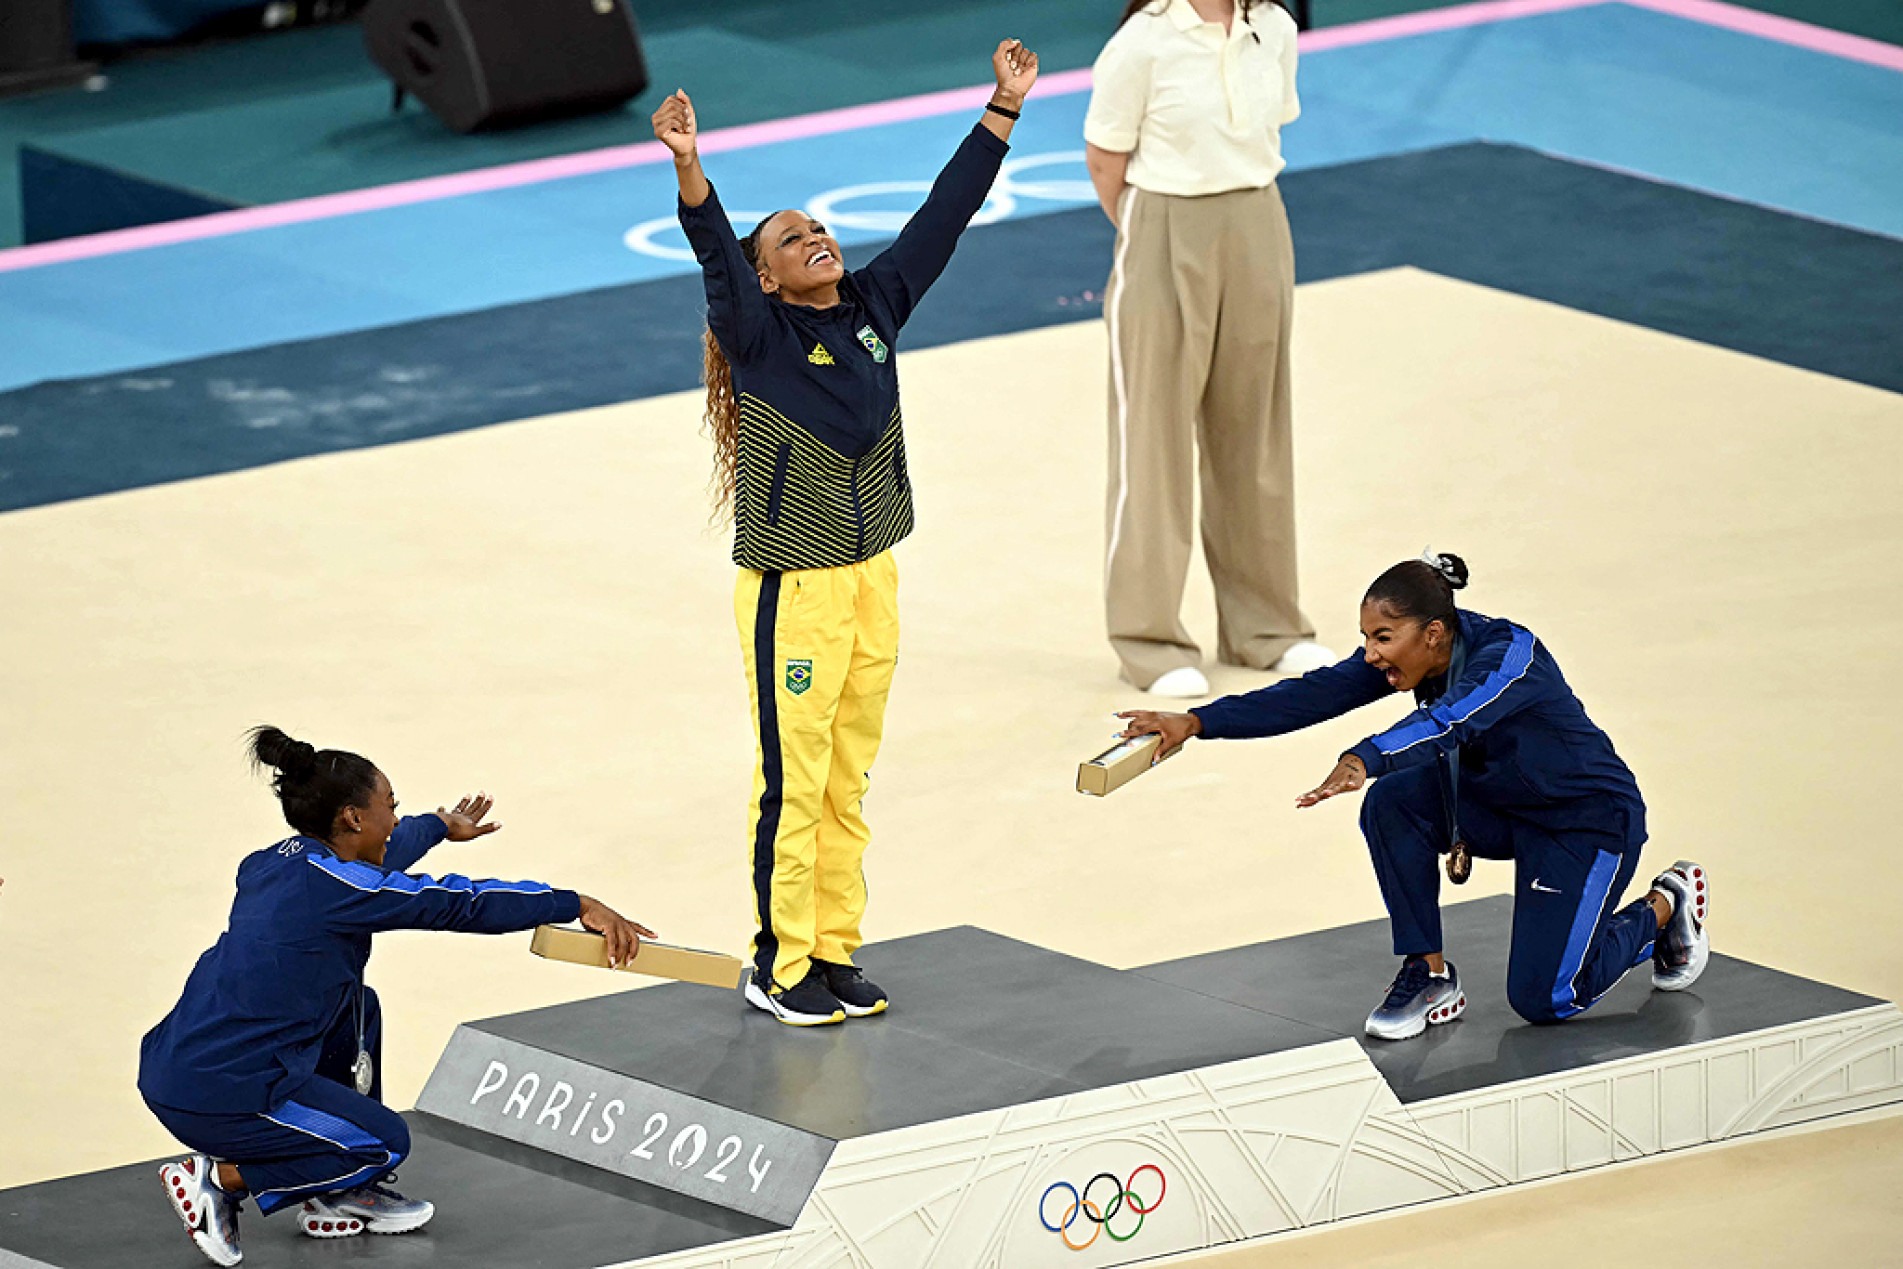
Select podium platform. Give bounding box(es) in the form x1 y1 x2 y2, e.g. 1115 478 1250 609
5 900 1899 1269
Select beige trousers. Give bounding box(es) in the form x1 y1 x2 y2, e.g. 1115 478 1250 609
1104 182 1314 689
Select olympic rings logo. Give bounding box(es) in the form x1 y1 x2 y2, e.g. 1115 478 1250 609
1037 1165 1166 1251
623 151 1094 262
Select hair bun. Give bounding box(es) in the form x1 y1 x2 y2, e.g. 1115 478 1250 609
248 725 318 779
1420 549 1470 591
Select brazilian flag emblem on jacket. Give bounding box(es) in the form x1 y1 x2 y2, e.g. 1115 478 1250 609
785 659 813 696
856 325 889 364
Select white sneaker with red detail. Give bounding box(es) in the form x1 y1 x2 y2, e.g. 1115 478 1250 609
1650 860 1710 991
1364 958 1466 1041
158 1155 243 1267
297 1177 435 1237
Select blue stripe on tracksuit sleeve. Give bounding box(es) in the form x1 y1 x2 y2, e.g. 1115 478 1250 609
309 855 581 935
1348 625 1540 777
379 814 448 874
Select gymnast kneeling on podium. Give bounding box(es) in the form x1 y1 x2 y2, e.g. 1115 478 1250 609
138 726 650 1267
1119 553 1711 1041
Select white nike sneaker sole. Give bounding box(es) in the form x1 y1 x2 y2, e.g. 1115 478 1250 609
1653 861 1710 992
296 1207 366 1238
159 1160 242 1267
298 1198 434 1237
744 978 845 1026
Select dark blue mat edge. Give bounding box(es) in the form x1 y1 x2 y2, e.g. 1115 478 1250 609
4 141 1899 514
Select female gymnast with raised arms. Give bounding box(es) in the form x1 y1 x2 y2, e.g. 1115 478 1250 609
652 39 1039 1027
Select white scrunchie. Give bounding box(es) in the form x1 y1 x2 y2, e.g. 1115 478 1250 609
1419 547 1459 586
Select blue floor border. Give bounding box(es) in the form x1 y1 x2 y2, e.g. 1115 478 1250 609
5 2 1900 395
3 143 1898 514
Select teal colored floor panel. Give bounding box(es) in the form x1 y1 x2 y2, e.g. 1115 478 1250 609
3 4 1899 393
14 0 1118 223
1314 5 1903 232
6 0 1898 250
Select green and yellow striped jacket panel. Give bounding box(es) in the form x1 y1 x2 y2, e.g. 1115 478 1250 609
734 393 914 572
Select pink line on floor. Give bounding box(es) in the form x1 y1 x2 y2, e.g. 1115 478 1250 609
1 0 1895 275
0 67 1089 275
0 0 1596 275
1625 0 1903 72
1300 0 1598 50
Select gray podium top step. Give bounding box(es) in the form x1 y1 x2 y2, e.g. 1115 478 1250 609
1135 895 1883 1103
470 925 1344 1141
0 1113 771 1269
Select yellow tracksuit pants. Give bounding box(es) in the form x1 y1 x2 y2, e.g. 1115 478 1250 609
735 550 899 992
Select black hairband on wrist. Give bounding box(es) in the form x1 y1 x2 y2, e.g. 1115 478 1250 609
985 101 1021 121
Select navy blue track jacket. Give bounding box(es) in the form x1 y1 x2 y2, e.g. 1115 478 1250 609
139 816 580 1114
678 122 1008 571
1193 610 1644 830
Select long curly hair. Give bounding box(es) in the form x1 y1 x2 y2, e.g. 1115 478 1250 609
702 216 776 525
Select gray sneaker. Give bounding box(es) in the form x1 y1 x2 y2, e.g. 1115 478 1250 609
159 1156 243 1267
297 1176 434 1237
1650 861 1710 992
1365 957 1466 1041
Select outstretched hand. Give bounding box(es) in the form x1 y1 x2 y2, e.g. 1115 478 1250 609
578 896 658 970
651 89 697 160
993 38 1039 100
1116 710 1202 763
435 793 502 841
1297 755 1367 808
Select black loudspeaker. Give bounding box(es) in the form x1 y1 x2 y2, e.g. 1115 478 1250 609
362 0 648 133
0 0 93 98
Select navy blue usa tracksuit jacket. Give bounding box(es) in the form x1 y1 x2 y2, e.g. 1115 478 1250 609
138 816 578 1212
1194 609 1658 1023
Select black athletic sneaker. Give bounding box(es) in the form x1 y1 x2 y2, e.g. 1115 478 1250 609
814 959 888 1017
744 966 846 1026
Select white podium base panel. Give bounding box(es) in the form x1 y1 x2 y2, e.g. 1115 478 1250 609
1399 1004 1903 1190
612 1006 1903 1269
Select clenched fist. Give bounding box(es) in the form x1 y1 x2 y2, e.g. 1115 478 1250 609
651 89 697 161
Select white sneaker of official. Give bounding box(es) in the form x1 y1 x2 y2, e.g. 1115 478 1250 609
1271 641 1337 676
1147 666 1210 698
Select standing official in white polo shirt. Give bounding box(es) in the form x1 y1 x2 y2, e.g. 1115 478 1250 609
1085 0 1333 698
